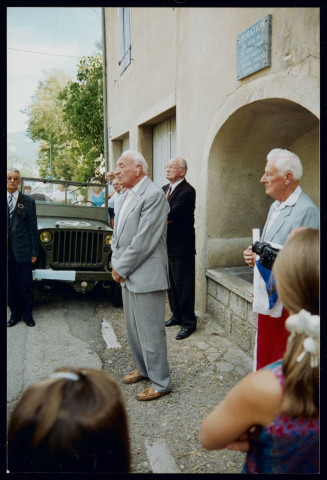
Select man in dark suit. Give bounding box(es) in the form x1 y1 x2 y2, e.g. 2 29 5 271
163 157 197 340
7 167 39 327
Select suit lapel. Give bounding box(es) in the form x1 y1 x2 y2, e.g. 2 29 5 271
8 192 23 232
263 205 293 242
116 177 150 240
168 179 186 202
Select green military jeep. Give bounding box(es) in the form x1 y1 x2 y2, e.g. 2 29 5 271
21 177 121 305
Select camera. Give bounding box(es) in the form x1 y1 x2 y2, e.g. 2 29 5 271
252 241 280 270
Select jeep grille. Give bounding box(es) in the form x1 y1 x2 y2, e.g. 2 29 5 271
53 230 104 266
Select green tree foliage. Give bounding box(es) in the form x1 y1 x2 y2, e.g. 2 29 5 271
24 52 104 181
24 69 73 178
59 54 104 181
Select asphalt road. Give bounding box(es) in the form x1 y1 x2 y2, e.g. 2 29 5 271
7 282 251 474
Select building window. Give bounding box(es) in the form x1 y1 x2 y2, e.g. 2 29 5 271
119 7 131 74
153 117 176 187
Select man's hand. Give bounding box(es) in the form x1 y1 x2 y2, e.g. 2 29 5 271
112 268 125 283
243 246 256 268
31 256 37 264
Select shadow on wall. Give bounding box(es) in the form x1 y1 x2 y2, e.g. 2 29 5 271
206 97 319 269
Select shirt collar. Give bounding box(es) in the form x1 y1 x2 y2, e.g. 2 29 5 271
131 175 147 194
273 186 302 210
7 190 19 199
170 178 184 191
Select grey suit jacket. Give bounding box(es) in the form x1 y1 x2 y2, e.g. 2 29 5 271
111 176 170 293
262 191 319 245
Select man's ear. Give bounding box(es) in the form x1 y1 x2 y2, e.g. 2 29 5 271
285 171 293 184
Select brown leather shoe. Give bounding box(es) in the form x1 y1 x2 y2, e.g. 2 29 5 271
123 369 145 384
136 385 170 401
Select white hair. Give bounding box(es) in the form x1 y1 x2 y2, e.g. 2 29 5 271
267 148 303 180
171 157 188 173
120 150 148 174
7 167 21 178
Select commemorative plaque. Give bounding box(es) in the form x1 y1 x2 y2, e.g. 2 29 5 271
237 14 272 80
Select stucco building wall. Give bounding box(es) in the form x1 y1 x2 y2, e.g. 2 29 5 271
104 7 320 315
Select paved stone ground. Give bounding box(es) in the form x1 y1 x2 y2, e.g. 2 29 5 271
96 299 254 474
7 285 254 474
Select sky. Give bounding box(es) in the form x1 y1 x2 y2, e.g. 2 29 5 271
7 7 102 134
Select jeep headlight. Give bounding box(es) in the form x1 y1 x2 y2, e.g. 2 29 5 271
40 231 53 243
104 234 112 245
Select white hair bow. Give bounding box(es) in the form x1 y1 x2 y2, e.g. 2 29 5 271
285 309 320 368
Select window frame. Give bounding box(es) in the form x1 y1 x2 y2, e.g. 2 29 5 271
119 7 131 74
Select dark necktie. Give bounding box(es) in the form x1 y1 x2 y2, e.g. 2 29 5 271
166 185 172 200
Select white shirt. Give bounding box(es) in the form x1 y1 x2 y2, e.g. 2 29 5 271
52 190 66 201
107 182 115 196
114 191 124 212
265 186 302 236
108 190 118 208
167 178 184 194
117 176 147 229
7 190 19 209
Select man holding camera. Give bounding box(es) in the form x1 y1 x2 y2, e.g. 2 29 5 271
243 148 319 370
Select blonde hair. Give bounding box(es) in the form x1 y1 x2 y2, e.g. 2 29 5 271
8 368 130 473
272 228 319 418
273 228 319 316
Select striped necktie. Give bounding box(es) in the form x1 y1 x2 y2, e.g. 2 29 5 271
8 194 14 217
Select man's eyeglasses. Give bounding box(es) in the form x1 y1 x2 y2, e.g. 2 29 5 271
165 166 182 171
7 176 20 181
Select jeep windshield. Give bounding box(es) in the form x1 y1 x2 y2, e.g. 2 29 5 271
21 178 109 225
23 178 108 208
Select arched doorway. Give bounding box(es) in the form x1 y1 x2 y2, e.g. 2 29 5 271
206 98 319 269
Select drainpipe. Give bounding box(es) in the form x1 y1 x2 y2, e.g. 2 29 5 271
102 7 109 175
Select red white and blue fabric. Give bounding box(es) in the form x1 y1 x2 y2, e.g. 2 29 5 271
255 261 278 310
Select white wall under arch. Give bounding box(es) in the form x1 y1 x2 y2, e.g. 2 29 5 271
195 81 319 313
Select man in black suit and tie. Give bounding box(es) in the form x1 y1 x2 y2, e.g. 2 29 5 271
163 157 197 340
7 167 39 327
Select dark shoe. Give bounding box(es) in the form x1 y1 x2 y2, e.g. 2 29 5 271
24 318 35 327
7 317 21 327
165 316 181 327
175 327 196 340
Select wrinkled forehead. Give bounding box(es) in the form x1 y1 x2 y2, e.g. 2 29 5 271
168 159 182 168
118 156 136 167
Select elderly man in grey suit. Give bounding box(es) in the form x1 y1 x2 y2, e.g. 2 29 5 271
111 150 172 401
243 148 319 370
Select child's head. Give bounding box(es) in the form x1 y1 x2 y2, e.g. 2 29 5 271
272 228 319 418
8 368 130 473
272 228 319 315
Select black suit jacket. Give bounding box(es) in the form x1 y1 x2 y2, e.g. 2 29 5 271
8 192 39 264
163 179 196 257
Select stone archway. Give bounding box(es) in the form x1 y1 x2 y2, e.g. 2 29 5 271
206 98 319 269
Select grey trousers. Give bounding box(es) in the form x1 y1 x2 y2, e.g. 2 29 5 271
122 287 172 392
